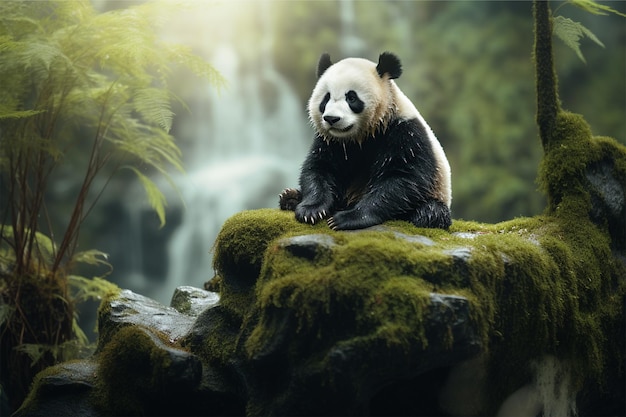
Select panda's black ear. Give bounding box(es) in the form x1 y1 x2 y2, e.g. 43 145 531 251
317 53 333 78
376 52 402 79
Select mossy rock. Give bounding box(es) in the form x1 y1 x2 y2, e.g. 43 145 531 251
187 206 625 415
15 206 624 416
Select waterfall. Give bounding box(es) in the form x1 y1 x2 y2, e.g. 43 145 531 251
115 1 309 303
339 0 366 56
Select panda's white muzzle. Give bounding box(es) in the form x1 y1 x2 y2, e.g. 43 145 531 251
321 102 356 137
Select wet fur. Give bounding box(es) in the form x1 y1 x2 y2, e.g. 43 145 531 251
280 53 451 230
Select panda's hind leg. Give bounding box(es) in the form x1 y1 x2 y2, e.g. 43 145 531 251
410 200 452 229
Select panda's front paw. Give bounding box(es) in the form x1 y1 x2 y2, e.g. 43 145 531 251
327 209 380 230
279 188 302 211
295 202 331 225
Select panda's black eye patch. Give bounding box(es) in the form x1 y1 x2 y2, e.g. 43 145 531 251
345 90 364 113
319 92 331 113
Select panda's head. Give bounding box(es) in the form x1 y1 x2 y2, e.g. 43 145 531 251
308 52 403 143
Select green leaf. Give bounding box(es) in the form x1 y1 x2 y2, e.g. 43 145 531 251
128 167 168 227
553 15 604 63
0 304 14 327
570 0 626 18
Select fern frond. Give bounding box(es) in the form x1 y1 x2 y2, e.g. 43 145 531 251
107 115 184 174
0 35 19 52
165 44 226 90
0 109 45 120
71 249 112 269
88 9 159 80
69 274 120 304
553 15 604 63
127 167 168 227
570 0 626 18
0 13 44 38
579 22 605 48
133 87 175 132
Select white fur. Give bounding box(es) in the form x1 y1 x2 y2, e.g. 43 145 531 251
390 82 452 207
308 58 393 142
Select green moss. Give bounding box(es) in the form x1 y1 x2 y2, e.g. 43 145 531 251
93 326 173 415
208 204 625 413
213 209 316 316
213 209 307 279
538 111 626 221
15 361 66 413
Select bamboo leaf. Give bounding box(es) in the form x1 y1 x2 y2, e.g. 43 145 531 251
128 167 168 227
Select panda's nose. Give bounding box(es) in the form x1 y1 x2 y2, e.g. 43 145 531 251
323 115 340 125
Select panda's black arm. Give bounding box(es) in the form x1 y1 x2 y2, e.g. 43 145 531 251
295 139 342 225
328 172 430 230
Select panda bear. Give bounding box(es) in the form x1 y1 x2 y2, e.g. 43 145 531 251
279 52 452 230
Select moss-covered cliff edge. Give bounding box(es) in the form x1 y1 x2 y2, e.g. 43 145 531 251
196 197 625 414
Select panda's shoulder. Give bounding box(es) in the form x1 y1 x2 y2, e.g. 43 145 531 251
383 117 431 144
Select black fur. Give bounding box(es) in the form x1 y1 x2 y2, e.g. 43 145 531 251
319 92 331 114
280 119 451 230
317 53 333 78
376 52 402 79
345 90 364 113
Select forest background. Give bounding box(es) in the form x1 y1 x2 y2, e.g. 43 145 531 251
39 0 626 304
